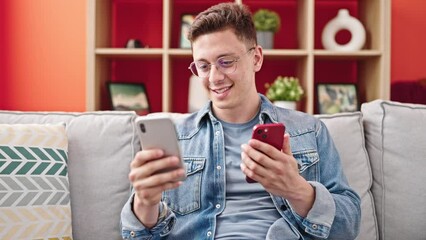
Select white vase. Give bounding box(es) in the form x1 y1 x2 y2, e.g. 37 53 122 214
274 101 296 110
321 9 366 51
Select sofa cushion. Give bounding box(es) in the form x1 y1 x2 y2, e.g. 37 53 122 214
361 100 426 240
0 123 72 239
317 112 378 240
0 111 138 240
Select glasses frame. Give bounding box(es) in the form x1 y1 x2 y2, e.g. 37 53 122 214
188 47 255 78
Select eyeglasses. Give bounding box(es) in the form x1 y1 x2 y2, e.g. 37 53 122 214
188 47 255 78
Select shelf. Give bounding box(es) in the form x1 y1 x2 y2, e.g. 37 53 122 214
263 49 308 59
166 49 310 59
95 48 164 58
314 50 382 60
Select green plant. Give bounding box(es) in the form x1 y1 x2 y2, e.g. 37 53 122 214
265 76 304 101
253 9 281 33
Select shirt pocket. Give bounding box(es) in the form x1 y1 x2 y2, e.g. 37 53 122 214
293 150 319 181
163 157 205 215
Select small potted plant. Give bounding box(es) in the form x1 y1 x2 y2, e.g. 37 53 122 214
253 9 281 49
265 76 304 110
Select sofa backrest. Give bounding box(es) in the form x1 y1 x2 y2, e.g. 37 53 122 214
3 100 425 240
0 111 138 240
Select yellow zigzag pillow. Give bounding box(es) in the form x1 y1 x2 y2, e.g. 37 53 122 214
0 124 72 240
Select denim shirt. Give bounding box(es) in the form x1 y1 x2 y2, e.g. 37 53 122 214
121 94 361 240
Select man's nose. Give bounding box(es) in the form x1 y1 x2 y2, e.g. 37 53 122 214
208 65 225 84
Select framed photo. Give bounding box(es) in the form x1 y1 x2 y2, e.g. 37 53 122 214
317 83 358 114
107 82 150 115
180 14 196 48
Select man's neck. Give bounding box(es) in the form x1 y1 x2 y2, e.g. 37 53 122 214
212 95 261 124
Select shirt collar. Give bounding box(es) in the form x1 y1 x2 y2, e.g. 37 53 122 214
193 94 280 126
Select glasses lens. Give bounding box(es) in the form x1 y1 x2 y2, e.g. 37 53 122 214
217 57 237 74
188 55 240 78
189 62 199 77
190 62 210 78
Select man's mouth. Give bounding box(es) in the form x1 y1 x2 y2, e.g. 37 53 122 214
212 86 231 94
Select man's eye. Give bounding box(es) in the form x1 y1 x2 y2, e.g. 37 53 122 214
218 58 235 68
197 63 209 71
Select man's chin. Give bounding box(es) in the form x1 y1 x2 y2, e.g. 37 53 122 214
211 99 236 111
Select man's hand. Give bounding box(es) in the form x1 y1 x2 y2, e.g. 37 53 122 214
129 149 185 227
240 134 315 217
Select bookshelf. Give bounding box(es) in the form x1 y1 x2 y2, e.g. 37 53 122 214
87 0 390 114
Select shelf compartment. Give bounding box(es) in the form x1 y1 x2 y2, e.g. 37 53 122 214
170 57 196 113
257 58 308 112
169 0 234 49
105 58 163 112
314 0 360 50
244 0 301 50
112 0 163 48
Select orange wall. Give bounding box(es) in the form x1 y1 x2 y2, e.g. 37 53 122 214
0 1 425 111
391 0 426 82
0 0 86 111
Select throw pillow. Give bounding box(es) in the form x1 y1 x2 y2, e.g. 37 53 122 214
317 112 378 240
362 100 426 240
0 123 72 240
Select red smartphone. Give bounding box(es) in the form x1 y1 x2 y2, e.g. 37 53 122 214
246 123 285 183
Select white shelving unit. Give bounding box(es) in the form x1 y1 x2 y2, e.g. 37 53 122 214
87 0 390 114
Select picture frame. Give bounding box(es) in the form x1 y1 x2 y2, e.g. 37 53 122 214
317 83 358 114
107 82 150 115
180 14 196 48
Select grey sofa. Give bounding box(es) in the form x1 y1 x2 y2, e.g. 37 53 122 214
0 99 425 240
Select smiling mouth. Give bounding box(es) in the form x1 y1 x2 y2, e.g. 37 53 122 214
212 86 231 94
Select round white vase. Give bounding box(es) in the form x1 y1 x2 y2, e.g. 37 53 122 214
321 9 366 51
274 101 296 110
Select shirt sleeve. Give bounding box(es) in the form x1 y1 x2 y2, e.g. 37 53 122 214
289 182 336 238
120 193 176 239
290 121 361 239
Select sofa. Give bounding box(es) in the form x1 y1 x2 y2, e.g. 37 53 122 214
0 99 425 240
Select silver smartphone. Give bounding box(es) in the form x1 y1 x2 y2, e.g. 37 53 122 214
135 115 186 181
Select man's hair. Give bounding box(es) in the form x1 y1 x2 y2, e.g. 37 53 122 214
187 3 257 47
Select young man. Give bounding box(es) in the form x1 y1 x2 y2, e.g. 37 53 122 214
121 3 360 239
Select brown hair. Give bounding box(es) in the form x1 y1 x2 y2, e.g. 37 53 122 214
187 2 257 47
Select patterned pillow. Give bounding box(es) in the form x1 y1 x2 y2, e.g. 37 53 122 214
0 124 72 240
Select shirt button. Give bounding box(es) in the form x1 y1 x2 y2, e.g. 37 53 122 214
312 224 318 229
215 131 220 136
207 231 212 236
216 165 221 170
216 204 221 209
130 231 136 237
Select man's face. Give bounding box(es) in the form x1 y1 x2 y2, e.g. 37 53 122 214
191 29 262 114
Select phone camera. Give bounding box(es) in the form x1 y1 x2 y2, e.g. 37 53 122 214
262 134 267 139
257 129 263 134
140 123 146 133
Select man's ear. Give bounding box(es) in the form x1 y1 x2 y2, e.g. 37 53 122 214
253 46 263 72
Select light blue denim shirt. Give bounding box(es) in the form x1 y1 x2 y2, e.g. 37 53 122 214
121 94 361 240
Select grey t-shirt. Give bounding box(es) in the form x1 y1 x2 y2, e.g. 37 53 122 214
215 115 281 239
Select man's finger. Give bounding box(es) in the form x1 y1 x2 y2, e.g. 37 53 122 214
282 133 292 156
